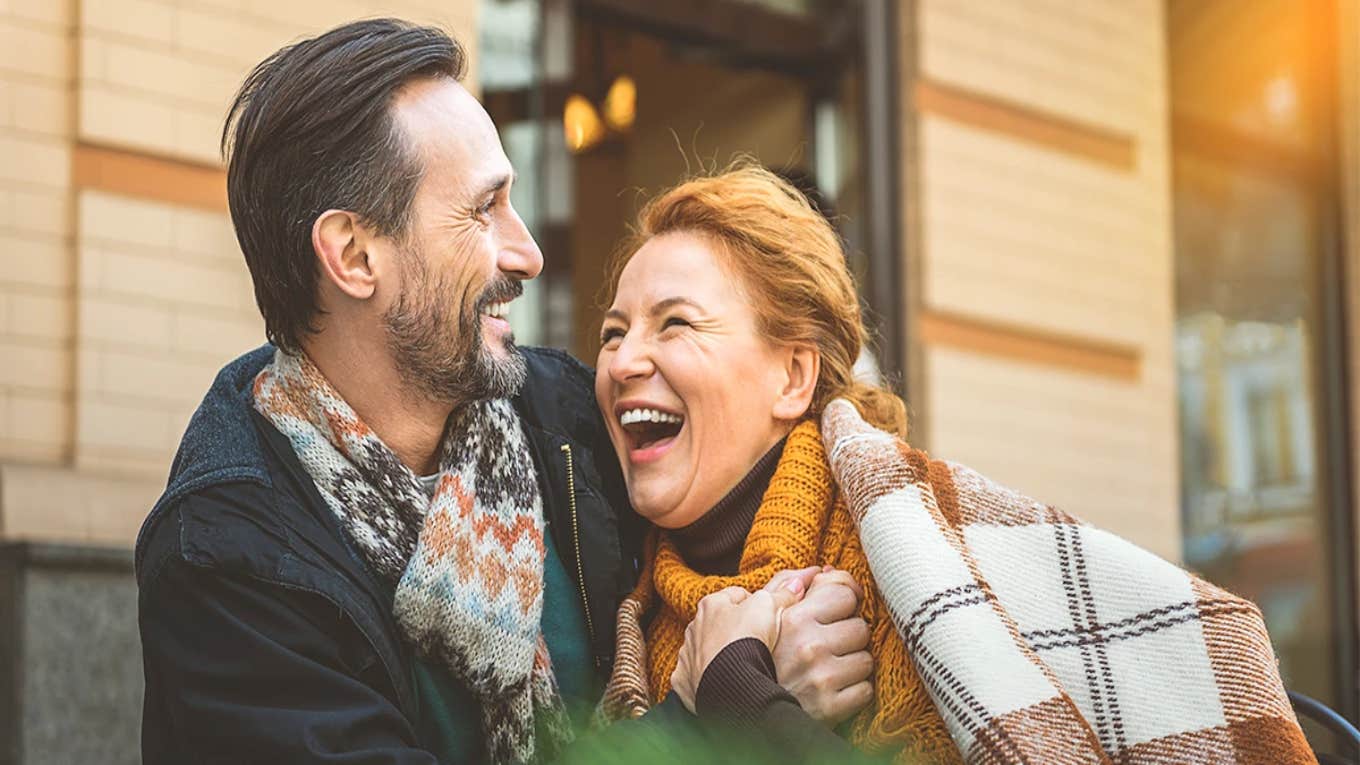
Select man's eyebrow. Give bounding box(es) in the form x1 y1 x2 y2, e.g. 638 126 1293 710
474 171 515 199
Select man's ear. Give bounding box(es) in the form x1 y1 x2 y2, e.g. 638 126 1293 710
313 209 377 300
771 345 820 420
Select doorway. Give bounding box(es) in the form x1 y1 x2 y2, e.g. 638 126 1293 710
478 0 900 377
1168 0 1358 747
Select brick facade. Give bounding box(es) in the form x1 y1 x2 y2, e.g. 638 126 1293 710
912 0 1179 558
0 0 1348 570
0 0 477 543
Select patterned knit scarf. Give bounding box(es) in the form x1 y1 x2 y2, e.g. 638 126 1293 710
252 350 569 764
601 421 961 764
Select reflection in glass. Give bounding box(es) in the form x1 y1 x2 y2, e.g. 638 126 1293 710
1169 0 1352 746
479 0 548 347
479 0 873 360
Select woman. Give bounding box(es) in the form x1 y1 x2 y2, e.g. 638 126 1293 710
593 164 1315 764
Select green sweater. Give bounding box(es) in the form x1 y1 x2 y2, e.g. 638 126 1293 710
412 522 593 762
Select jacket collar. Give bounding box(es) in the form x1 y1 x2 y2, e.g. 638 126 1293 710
136 344 276 572
135 344 615 571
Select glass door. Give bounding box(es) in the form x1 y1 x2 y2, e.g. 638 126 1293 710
1169 0 1357 749
478 0 898 377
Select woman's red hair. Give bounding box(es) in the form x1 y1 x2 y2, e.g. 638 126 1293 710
604 162 907 437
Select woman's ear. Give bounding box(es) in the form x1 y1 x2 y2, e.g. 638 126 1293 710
313 209 377 300
772 345 819 420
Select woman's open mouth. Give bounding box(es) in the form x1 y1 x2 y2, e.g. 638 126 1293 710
618 407 685 464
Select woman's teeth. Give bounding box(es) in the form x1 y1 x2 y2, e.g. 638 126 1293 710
619 408 682 426
483 301 509 319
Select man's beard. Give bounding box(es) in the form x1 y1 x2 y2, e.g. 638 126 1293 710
382 247 527 404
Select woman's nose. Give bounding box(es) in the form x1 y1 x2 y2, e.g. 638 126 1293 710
608 334 654 383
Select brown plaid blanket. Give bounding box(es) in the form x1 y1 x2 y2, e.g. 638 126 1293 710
821 399 1316 764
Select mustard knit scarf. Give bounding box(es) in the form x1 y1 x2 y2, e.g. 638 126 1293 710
602 421 961 764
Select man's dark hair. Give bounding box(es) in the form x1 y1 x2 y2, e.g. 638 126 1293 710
222 18 466 353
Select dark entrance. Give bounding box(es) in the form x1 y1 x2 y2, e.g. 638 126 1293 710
478 0 902 380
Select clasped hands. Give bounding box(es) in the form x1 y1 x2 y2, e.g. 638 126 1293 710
670 566 874 724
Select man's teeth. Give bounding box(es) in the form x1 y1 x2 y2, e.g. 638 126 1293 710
619 408 683 426
483 302 509 319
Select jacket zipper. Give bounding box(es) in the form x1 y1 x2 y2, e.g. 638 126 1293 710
559 443 597 652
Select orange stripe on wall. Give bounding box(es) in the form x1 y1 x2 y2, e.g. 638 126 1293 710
72 143 228 212
915 79 1138 172
918 309 1142 381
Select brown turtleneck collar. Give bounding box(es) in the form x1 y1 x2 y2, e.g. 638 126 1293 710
670 436 788 575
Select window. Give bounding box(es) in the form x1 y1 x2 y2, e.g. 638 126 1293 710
1169 0 1356 741
477 0 900 377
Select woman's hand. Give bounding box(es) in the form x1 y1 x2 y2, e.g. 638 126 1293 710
770 568 875 724
669 576 809 713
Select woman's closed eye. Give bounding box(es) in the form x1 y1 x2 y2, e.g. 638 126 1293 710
600 326 626 346
600 314 690 346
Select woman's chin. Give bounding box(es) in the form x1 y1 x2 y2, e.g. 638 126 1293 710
628 489 701 529
629 494 673 526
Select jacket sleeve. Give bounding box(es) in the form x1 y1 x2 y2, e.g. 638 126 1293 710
139 556 438 765
695 638 877 763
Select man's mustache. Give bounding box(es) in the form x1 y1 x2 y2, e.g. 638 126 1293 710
474 278 524 312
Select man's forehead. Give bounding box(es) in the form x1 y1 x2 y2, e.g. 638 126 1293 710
392 77 503 172
392 76 481 122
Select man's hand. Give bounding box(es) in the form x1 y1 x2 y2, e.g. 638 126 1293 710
769 567 874 724
669 576 808 713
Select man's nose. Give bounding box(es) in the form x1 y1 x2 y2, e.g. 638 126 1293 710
498 204 543 280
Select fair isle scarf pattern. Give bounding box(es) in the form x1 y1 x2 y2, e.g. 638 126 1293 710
820 399 1315 764
252 349 569 764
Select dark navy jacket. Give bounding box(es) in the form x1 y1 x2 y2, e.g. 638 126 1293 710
135 345 853 764
135 345 646 763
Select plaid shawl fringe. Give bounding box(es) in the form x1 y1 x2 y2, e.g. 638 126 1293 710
822 399 1316 764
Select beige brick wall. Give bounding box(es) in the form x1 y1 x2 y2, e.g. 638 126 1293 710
914 0 1180 559
0 0 76 464
68 0 481 485
77 0 479 163
0 0 480 544
74 190 261 478
0 461 162 544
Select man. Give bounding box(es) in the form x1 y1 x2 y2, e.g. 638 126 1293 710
136 18 873 764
